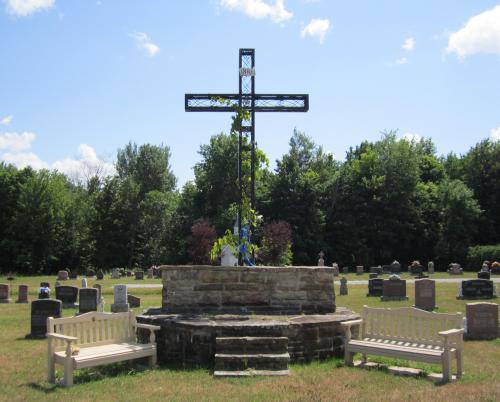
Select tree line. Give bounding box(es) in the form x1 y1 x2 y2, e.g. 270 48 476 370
0 130 499 274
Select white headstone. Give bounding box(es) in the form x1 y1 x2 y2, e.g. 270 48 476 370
81 278 87 288
221 245 238 267
428 261 434 274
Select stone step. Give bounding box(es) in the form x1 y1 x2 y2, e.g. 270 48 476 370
214 353 290 371
214 370 290 377
216 337 288 355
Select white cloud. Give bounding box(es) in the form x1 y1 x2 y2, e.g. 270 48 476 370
6 0 55 16
301 18 330 43
0 131 36 151
131 32 160 57
0 115 13 125
401 132 422 142
1 151 49 169
396 57 408 65
52 144 116 178
220 0 292 24
446 5 500 58
402 37 415 51
491 127 500 142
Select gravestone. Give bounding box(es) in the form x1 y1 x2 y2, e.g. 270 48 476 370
381 278 408 301
448 263 463 275
126 271 133 277
409 264 424 276
54 281 61 288
318 251 325 267
111 284 129 313
390 260 401 274
339 277 348 296
428 261 434 274
147 268 154 279
79 288 98 314
87 269 95 277
458 279 495 300
57 270 69 281
369 266 383 275
478 271 490 280
96 270 104 280
382 265 392 274
342 267 349 275
17 285 29 303
135 271 144 280
465 302 498 340
55 285 79 308
221 245 238 266
356 266 364 275
127 294 141 308
369 273 378 279
69 271 78 279
28 299 62 339
415 279 436 311
111 268 121 279
331 263 339 277
81 278 87 288
93 284 104 312
367 278 384 297
0 284 12 303
492 263 500 275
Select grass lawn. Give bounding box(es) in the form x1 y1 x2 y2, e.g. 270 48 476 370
0 274 499 402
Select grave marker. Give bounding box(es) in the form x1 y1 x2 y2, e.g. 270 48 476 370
79 288 98 314
0 284 12 303
465 302 498 340
367 278 383 297
55 285 79 308
428 261 434 274
28 299 62 339
127 294 141 308
111 285 129 313
339 277 348 296
478 271 490 280
356 266 364 275
415 279 436 311
135 271 144 280
458 279 495 300
381 278 408 301
57 270 69 281
17 285 29 303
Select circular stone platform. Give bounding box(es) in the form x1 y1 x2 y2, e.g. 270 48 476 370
137 307 359 366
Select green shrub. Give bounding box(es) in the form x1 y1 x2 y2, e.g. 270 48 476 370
466 244 500 270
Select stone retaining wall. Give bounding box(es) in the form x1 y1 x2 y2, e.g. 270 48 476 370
160 265 335 314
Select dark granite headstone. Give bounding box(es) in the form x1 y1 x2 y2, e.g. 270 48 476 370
79 288 98 314
69 271 78 279
17 285 29 303
28 299 62 339
492 265 500 275
342 267 349 275
127 294 141 308
409 265 424 276
459 279 495 300
135 271 144 280
478 271 491 280
339 277 348 296
369 273 378 279
367 278 383 297
55 285 79 307
0 284 11 303
96 270 104 280
369 266 383 275
389 262 401 274
381 279 408 301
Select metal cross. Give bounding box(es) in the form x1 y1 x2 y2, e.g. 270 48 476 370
185 48 309 262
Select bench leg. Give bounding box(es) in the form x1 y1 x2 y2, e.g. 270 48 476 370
345 348 354 366
149 352 157 368
47 355 55 383
441 352 451 383
456 351 463 379
64 359 73 387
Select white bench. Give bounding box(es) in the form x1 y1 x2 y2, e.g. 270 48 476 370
342 306 464 382
47 311 160 387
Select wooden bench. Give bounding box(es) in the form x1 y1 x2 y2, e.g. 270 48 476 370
342 306 464 382
47 311 160 387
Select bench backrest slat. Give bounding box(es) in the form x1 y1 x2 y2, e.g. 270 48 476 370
47 312 136 350
362 306 463 348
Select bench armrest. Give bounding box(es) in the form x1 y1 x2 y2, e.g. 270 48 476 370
134 323 161 343
47 333 78 358
341 319 363 342
341 319 363 328
438 328 464 337
47 333 78 342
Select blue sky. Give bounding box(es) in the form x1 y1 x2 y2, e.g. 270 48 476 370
1 0 499 187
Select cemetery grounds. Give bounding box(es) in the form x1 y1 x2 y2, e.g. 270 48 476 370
0 274 499 402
